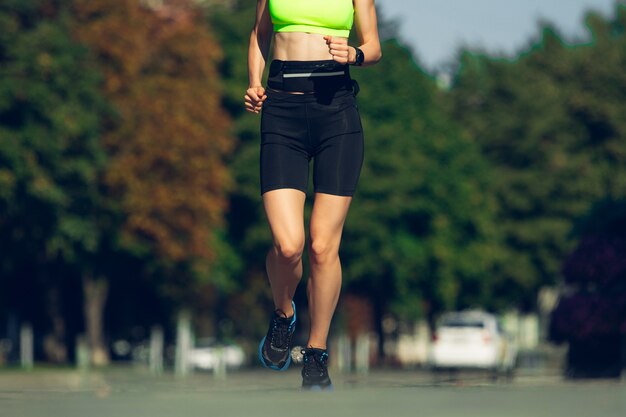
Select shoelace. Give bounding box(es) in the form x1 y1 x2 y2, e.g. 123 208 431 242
302 350 328 376
270 313 293 349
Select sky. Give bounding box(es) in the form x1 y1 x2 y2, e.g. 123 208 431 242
376 0 620 71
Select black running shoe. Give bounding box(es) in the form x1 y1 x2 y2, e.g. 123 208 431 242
301 347 333 390
258 301 296 371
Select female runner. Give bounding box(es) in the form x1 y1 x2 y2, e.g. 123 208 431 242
245 0 381 390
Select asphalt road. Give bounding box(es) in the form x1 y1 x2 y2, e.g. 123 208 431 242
0 367 624 417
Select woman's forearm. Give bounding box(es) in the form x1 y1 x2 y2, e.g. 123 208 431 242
248 28 272 87
350 42 382 67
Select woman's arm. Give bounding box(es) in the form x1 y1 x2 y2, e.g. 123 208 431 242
245 0 273 114
324 0 382 66
352 0 382 66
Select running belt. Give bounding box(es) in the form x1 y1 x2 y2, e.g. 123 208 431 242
267 60 354 93
283 71 346 78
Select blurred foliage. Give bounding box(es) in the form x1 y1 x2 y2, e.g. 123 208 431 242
449 4 626 310
69 0 238 352
0 0 109 324
72 0 233 266
1 0 626 362
1 0 236 360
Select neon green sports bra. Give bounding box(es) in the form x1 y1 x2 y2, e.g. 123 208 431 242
269 0 354 38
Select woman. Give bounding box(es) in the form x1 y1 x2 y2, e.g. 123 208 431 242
245 0 381 390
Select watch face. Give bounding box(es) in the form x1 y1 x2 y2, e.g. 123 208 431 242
356 48 364 65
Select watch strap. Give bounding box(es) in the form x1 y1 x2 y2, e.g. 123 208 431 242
352 47 364 66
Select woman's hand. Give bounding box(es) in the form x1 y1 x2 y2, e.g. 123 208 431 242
244 86 267 114
324 36 354 64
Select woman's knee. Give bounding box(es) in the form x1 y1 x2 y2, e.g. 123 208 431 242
272 240 305 264
308 238 339 265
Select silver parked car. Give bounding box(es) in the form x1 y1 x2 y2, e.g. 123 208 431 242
428 310 517 374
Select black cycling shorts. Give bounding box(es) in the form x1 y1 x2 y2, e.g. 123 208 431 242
260 60 364 196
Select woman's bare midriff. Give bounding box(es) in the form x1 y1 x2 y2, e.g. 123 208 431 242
273 32 344 61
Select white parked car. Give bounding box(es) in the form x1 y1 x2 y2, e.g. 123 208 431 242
428 311 517 373
188 338 246 371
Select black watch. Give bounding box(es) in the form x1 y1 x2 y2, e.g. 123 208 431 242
352 47 364 66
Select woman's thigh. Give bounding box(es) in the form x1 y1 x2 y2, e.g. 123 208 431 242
263 188 307 252
309 193 353 255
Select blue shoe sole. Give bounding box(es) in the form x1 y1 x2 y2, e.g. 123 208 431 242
258 335 292 371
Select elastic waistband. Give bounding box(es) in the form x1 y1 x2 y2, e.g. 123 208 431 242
265 87 354 103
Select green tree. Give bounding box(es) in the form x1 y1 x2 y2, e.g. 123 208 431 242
0 0 109 361
69 0 235 363
449 4 626 309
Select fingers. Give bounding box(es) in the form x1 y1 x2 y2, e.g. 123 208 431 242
244 86 267 114
244 97 263 114
244 96 264 113
244 99 262 113
326 36 348 44
325 36 348 50
325 36 350 64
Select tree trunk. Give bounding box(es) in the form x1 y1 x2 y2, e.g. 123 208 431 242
372 295 386 363
82 272 109 366
43 288 68 363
